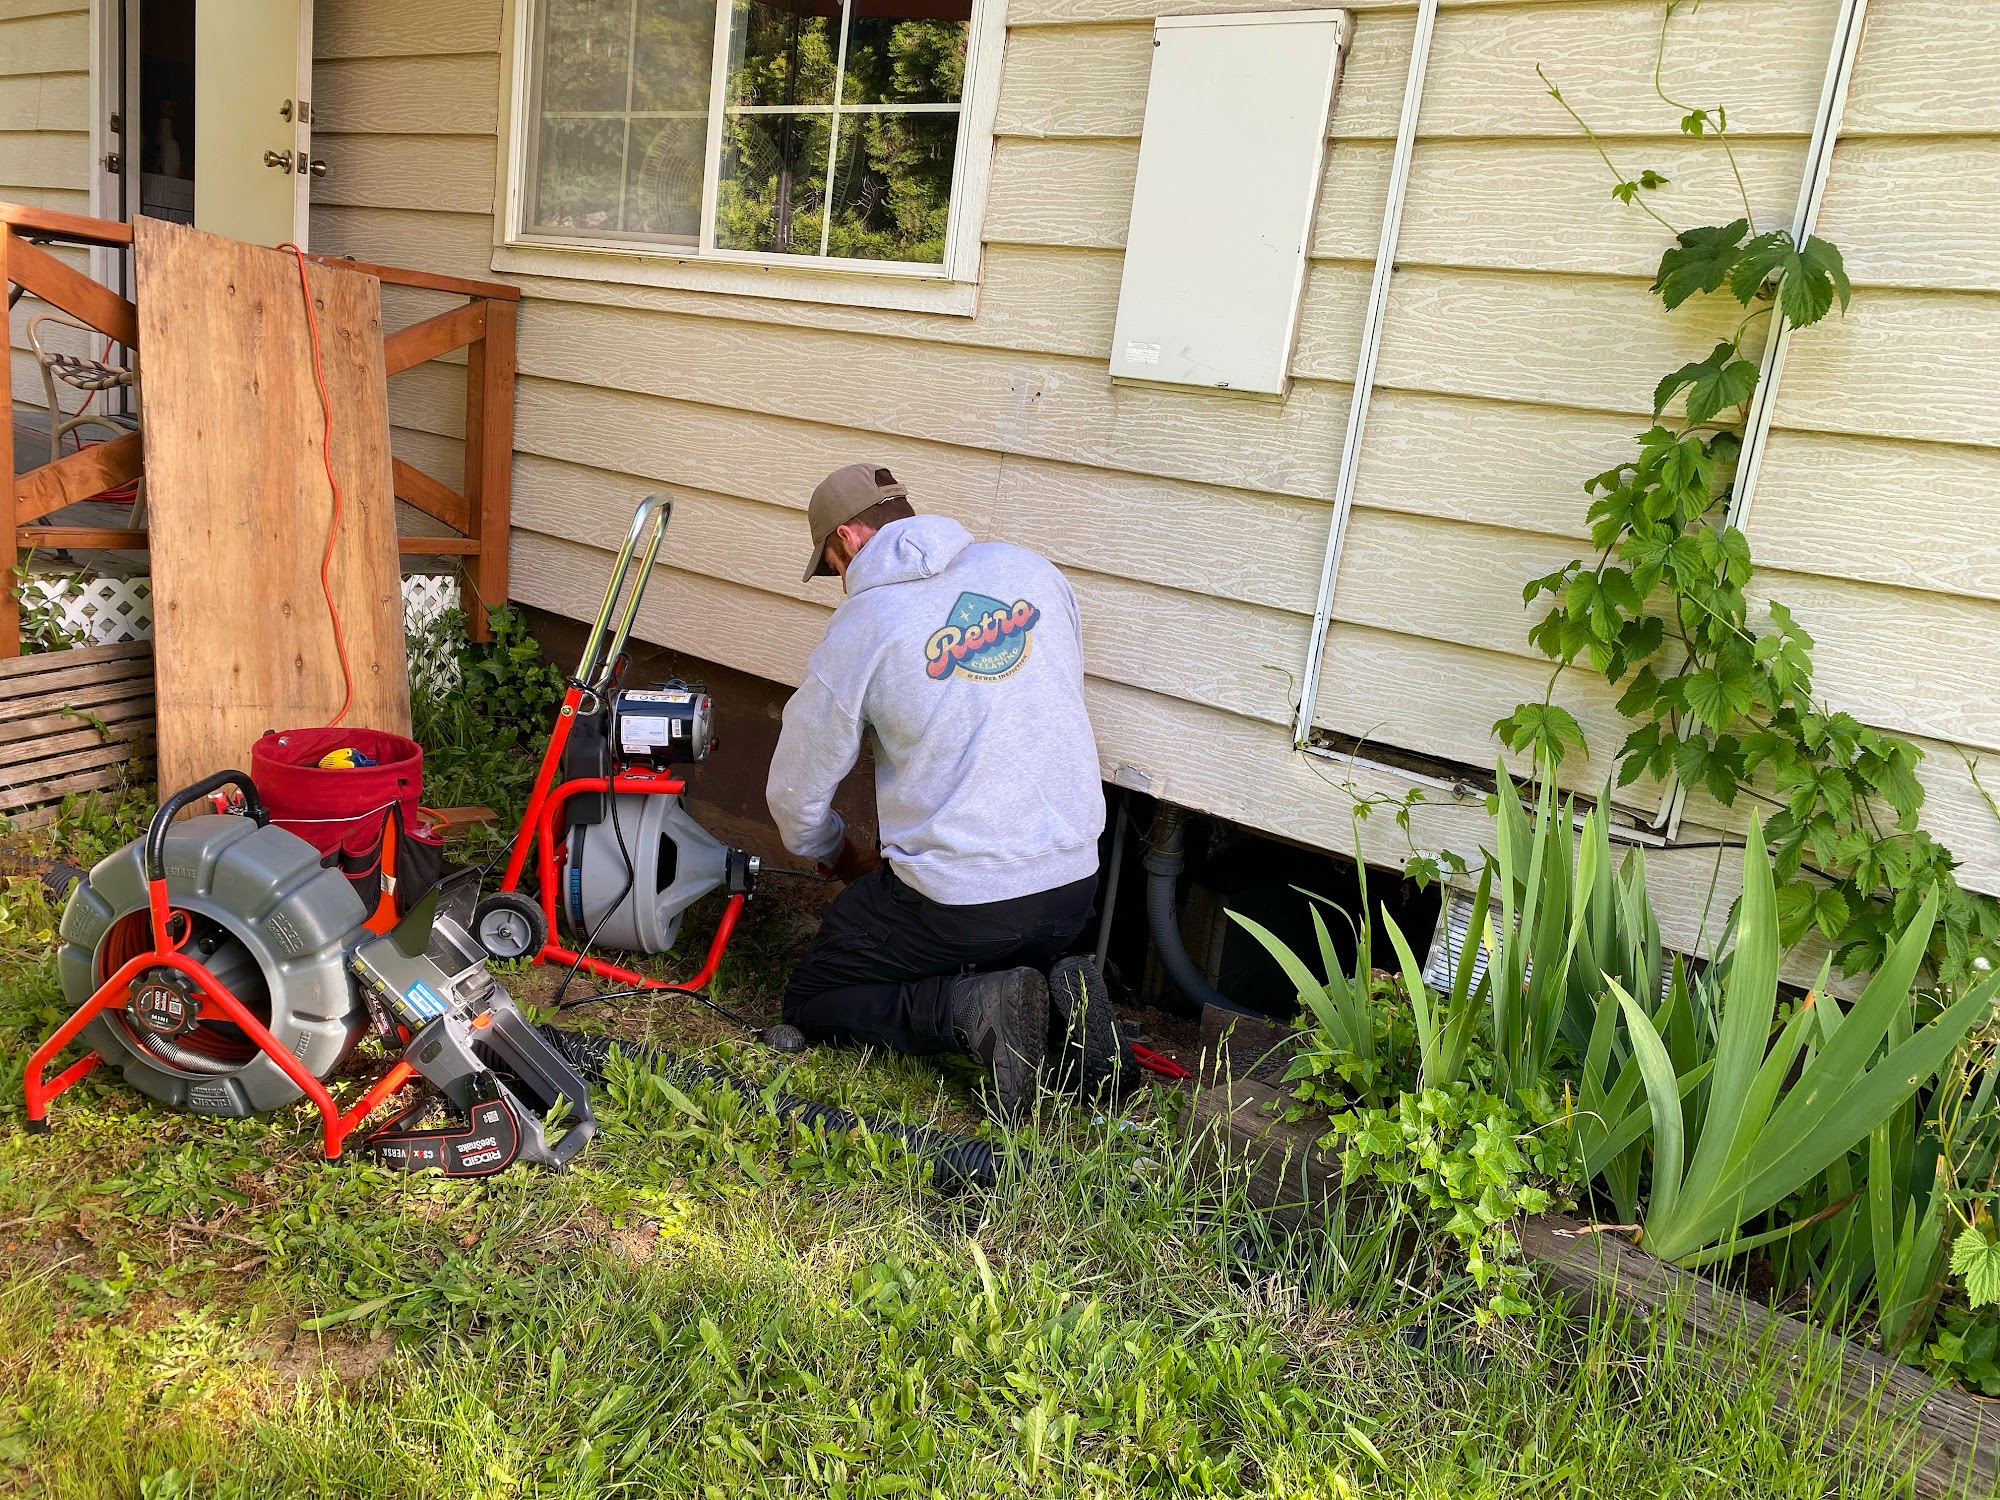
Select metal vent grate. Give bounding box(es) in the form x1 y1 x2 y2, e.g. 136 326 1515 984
1420 885 1684 1000
1422 886 1490 994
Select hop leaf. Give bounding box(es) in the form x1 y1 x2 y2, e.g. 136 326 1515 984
1730 231 1853 326
1494 702 1587 767
1652 219 1749 309
1653 342 1759 424
1953 1226 2000 1309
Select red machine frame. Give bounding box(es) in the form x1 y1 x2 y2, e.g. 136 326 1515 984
492 494 746 993
23 771 418 1158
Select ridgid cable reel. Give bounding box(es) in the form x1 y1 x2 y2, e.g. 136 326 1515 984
26 772 596 1176
54 789 366 1117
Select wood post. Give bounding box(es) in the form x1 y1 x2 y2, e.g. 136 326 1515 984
1 224 17 657
462 295 515 641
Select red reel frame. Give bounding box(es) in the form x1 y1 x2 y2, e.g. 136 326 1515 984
22 770 417 1158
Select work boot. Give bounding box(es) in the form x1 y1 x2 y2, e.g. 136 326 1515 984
947 967 1049 1118
1048 955 1125 1102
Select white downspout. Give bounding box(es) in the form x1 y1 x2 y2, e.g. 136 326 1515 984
1292 0 1440 748
1721 0 1872 539
1661 0 1872 836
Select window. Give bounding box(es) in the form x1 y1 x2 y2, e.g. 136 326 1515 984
520 0 979 273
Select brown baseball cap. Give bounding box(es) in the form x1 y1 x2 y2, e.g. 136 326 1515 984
802 462 909 582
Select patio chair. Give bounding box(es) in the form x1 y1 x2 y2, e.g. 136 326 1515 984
26 310 144 524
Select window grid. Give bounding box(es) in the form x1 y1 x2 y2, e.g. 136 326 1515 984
525 0 970 270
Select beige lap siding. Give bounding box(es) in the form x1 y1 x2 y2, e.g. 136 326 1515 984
307 0 2000 951
3 0 91 413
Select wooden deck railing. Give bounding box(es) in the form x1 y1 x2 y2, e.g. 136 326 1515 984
0 201 517 656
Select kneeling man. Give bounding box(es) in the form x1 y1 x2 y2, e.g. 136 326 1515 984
767 463 1114 1112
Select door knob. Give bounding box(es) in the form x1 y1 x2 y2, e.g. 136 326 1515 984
263 150 291 170
308 158 328 179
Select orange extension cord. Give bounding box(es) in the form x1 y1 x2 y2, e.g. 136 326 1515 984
278 242 355 729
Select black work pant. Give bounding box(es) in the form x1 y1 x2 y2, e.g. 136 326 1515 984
784 862 1097 1055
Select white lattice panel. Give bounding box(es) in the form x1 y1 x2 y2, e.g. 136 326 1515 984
401 573 459 632
32 573 457 647
30 575 154 644
401 574 464 692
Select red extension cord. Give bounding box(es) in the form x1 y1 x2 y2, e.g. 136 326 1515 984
277 242 355 729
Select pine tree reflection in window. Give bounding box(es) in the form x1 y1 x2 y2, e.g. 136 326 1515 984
531 0 971 266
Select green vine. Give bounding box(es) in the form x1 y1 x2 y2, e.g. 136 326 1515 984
1498 10 2000 982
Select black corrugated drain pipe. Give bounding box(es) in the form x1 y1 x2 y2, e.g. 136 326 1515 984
1143 806 1259 1018
540 1025 1028 1192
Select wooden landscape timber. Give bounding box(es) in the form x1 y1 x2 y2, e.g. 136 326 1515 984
0 641 153 828
1192 1048 2000 1499
1520 1218 2000 1500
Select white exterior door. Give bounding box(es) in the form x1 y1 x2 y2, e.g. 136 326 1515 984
193 0 314 247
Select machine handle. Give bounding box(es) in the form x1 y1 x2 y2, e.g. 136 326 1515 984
146 770 267 882
574 494 672 692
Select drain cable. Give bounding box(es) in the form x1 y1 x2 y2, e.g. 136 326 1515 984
538 1025 1028 1193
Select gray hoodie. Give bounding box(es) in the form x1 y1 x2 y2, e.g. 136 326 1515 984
767 514 1105 905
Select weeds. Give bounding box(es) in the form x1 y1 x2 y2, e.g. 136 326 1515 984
407 604 565 825
0 899 1932 1497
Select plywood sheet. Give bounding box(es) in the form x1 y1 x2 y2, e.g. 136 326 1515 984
133 216 407 795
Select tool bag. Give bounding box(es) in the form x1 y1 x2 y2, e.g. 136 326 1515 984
250 727 444 932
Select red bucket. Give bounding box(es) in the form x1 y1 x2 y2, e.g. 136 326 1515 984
251 727 438 925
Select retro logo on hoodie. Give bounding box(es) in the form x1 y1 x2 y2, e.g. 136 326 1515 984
925 591 1040 682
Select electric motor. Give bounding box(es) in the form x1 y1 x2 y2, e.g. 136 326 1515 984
612 684 714 769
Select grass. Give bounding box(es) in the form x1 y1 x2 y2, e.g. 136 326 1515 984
0 873 1939 1498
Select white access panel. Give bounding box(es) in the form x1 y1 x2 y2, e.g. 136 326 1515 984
1109 11 1351 395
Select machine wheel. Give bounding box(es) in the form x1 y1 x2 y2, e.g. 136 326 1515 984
56 814 371 1118
474 891 548 963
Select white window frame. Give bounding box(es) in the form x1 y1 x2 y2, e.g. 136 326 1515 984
492 0 1006 314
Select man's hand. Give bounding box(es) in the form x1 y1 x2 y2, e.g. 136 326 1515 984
819 835 883 885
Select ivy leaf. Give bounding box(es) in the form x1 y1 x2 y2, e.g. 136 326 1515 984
1639 169 1670 190
1814 885 1852 942
1730 231 1853 327
1953 1227 2000 1310
1652 219 1749 310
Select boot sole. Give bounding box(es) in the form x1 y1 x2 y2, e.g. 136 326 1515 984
988 967 1050 1118
1049 955 1122 1100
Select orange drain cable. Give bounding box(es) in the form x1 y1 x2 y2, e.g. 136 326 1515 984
278 242 355 729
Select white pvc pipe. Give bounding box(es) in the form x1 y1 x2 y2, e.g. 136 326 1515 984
1293 0 1441 747
1725 0 1872 539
